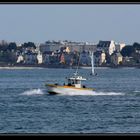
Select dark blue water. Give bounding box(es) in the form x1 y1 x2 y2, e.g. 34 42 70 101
0 67 140 133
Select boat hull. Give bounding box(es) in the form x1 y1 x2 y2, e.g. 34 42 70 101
45 84 95 95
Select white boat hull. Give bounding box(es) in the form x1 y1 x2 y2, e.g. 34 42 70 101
45 84 95 95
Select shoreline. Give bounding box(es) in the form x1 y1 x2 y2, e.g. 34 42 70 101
0 66 44 69
0 64 139 70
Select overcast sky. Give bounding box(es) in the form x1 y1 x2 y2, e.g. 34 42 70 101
0 4 140 45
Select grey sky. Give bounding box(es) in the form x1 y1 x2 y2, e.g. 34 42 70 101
0 4 140 45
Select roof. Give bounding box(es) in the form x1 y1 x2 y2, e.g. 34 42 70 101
68 75 86 81
97 41 111 48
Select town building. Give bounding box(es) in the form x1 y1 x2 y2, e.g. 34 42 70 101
24 53 38 64
16 55 24 63
115 43 126 52
94 51 106 66
97 40 116 55
111 52 123 65
37 51 43 64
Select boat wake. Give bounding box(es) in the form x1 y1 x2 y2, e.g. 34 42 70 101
21 88 44 96
133 90 140 93
131 90 140 96
58 91 125 96
21 89 125 96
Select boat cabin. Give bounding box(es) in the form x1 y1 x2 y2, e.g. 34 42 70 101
67 75 86 88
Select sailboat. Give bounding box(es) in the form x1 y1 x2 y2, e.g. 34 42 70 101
90 51 97 76
45 53 95 95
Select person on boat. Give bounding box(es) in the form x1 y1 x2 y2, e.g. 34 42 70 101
83 85 86 88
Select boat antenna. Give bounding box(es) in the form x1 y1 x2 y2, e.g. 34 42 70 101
75 52 81 76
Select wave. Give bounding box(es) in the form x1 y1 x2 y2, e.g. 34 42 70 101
58 91 125 96
133 90 140 93
21 88 44 96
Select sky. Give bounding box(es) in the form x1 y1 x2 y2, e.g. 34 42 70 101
0 4 140 45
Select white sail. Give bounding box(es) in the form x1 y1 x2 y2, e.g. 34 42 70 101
91 51 94 75
90 51 96 76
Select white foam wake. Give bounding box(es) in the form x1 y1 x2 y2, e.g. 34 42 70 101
58 91 125 96
21 89 44 96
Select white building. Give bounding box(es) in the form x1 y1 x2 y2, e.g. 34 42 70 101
37 51 43 64
109 40 116 55
16 55 24 63
39 41 69 53
97 40 116 55
100 51 106 65
115 43 126 52
111 52 123 65
40 40 97 53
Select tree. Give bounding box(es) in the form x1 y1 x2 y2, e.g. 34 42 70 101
0 44 8 52
8 42 17 51
133 42 140 50
22 42 36 49
121 45 135 57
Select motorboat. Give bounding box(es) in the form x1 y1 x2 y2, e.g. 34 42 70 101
45 72 95 95
45 51 96 95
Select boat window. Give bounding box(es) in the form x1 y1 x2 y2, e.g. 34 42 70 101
75 80 80 84
72 80 75 84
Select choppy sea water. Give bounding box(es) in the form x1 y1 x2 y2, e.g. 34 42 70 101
0 67 140 133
